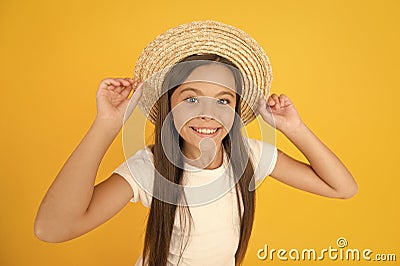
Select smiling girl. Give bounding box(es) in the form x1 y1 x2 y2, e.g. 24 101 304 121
34 21 358 266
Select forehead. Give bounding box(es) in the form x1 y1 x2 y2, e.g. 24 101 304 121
183 63 236 92
174 81 236 98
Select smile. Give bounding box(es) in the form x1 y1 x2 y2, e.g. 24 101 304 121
190 126 221 137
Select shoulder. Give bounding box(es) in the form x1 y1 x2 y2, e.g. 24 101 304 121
243 137 276 158
114 146 154 174
242 137 278 188
127 145 154 163
112 146 155 207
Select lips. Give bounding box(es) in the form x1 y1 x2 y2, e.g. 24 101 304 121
190 126 221 137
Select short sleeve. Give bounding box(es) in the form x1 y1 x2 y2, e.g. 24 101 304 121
246 138 278 189
112 148 154 207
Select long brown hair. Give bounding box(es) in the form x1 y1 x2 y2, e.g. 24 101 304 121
142 54 256 266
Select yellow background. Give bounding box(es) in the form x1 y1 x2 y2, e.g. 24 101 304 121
1 0 399 265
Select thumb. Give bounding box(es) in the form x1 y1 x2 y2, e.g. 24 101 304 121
258 97 275 126
122 82 144 124
130 82 144 107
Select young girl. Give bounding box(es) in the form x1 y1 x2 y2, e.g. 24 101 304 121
34 21 358 266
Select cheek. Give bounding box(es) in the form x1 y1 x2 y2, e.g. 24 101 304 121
217 106 236 130
171 106 194 133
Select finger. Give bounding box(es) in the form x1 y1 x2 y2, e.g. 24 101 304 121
281 94 292 105
278 94 285 107
271 94 281 109
126 78 139 87
124 77 136 86
267 95 276 107
260 97 275 115
262 97 273 114
124 83 143 121
120 85 133 99
116 78 135 94
257 98 274 125
102 78 120 87
129 82 144 107
119 78 143 96
257 98 268 115
118 83 133 93
115 78 131 87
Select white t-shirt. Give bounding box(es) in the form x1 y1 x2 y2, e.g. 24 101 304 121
112 137 277 266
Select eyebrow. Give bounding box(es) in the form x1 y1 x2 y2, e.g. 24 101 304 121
180 87 236 98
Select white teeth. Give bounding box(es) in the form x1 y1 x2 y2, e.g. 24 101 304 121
194 128 217 134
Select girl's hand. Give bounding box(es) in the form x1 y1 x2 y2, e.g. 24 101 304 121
95 78 143 127
258 93 303 135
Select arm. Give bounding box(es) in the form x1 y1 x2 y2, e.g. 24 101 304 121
34 78 143 243
258 94 358 199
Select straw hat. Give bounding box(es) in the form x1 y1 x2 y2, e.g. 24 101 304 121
133 20 273 125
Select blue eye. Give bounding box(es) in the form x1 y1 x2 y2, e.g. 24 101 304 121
185 97 198 103
217 99 229 105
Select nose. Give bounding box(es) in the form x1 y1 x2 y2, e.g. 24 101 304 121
199 115 213 121
197 97 216 119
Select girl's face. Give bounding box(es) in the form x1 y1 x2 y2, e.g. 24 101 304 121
170 63 237 153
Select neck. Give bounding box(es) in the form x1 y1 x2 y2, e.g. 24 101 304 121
182 141 224 170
